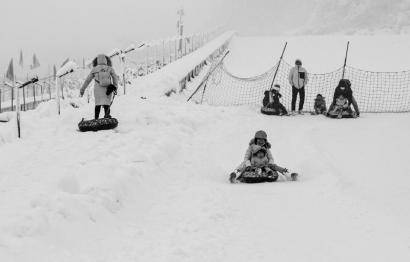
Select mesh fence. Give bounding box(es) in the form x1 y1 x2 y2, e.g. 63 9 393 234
189 61 410 113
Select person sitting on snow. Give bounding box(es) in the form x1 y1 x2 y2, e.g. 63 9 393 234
261 84 288 116
332 95 350 118
229 130 288 183
313 94 327 115
327 79 360 118
270 84 288 115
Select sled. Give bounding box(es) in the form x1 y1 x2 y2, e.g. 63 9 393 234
260 106 287 116
78 117 118 132
327 110 357 119
232 167 298 184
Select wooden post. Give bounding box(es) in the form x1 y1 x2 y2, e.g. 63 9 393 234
22 86 26 111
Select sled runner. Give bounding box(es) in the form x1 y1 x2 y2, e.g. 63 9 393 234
78 117 118 132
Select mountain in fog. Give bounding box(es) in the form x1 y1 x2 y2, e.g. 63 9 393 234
298 0 410 34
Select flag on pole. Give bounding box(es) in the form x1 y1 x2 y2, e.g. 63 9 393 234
19 50 24 68
31 54 40 69
5 59 14 83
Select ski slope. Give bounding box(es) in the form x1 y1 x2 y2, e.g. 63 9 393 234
1 36 410 261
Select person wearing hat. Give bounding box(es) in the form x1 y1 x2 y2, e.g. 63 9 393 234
229 130 288 183
270 84 288 115
80 54 119 119
328 79 360 117
288 59 309 115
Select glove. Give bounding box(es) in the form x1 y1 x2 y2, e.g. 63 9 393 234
281 168 288 173
80 90 84 97
245 166 253 172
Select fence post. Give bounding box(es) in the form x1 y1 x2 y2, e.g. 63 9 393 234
41 84 43 101
48 83 51 100
145 45 149 75
33 84 36 106
56 77 60 115
22 86 26 111
162 40 165 66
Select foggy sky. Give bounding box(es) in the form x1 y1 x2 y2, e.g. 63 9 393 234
1 0 313 75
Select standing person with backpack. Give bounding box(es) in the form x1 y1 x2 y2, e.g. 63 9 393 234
80 54 119 119
288 59 309 115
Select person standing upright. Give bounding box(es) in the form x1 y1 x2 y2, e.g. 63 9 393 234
288 59 309 115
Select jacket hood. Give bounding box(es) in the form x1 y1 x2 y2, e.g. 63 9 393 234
97 54 108 66
249 138 271 149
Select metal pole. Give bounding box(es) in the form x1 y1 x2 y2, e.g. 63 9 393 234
270 42 288 90
342 41 350 79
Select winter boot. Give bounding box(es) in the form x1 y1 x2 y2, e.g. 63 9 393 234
291 173 298 181
229 172 237 183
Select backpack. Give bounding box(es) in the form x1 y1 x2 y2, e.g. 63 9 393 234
94 67 112 87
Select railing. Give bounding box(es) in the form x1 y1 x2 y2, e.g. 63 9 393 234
0 27 227 114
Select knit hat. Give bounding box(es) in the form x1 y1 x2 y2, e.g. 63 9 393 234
272 84 280 92
295 59 302 66
254 130 267 140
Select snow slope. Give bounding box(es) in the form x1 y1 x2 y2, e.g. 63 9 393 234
1 35 410 261
225 35 410 76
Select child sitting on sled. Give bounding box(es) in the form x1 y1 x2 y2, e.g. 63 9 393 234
229 130 288 183
313 94 327 115
331 95 352 118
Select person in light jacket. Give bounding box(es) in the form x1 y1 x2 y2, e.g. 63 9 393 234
229 130 287 183
288 59 309 115
80 54 119 119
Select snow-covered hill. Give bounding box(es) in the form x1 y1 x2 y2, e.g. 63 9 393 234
1 35 410 261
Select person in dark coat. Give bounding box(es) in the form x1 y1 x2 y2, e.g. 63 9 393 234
261 84 288 116
328 79 360 117
313 94 327 115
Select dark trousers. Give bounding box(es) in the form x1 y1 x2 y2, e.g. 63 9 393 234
95 105 110 119
291 86 305 111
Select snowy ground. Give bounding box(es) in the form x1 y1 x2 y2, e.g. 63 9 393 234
1 35 410 261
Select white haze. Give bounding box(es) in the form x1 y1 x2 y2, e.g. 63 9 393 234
2 0 410 75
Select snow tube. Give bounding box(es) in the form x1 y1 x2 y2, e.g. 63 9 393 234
237 168 278 183
327 107 356 119
261 106 282 116
78 118 118 132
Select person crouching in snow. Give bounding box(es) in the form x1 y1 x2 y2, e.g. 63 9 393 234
313 94 327 115
270 84 288 115
229 130 288 183
80 54 119 119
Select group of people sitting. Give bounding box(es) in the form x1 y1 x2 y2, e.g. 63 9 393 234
261 59 361 118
